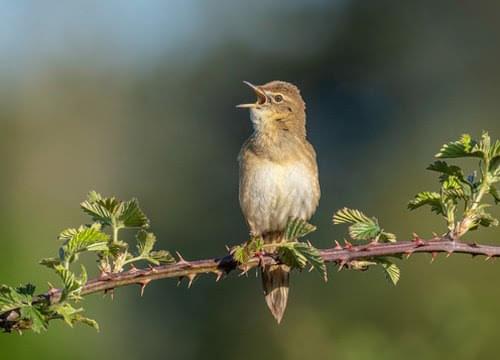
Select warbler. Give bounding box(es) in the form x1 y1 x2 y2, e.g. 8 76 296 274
237 81 320 323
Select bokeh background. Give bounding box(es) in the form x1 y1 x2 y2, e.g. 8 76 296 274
1 1 500 359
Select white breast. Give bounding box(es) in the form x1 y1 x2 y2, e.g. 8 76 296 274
242 160 319 235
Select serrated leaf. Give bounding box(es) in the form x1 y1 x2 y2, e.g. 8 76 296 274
80 192 116 225
73 314 100 331
488 139 500 162
148 250 175 265
379 261 400 286
231 237 264 264
231 245 249 264
435 133 482 159
52 265 80 297
117 198 150 229
107 240 129 256
293 242 326 279
278 242 326 280
278 244 307 269
247 236 264 253
39 257 62 269
427 160 464 177
284 218 316 240
476 212 499 228
51 303 82 327
408 192 443 214
348 222 381 241
19 306 47 333
50 303 99 331
490 186 500 204
333 208 373 225
0 284 34 313
136 230 156 257
380 231 397 243
59 225 109 259
333 208 382 241
16 284 36 297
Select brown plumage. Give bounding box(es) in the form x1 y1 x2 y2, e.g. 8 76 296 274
237 80 320 323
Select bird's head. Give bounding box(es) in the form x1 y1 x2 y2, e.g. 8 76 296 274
237 80 306 136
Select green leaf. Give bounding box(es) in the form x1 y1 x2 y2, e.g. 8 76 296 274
231 245 249 264
294 243 327 279
488 138 500 165
333 208 381 241
378 260 400 286
379 231 397 243
136 230 156 257
81 191 150 229
107 240 129 256
231 237 264 264
50 303 82 327
427 160 465 181
348 222 381 241
435 133 482 159
117 198 149 229
278 242 327 280
148 250 175 264
51 265 84 298
278 243 307 269
59 224 109 259
39 257 61 269
408 192 443 214
0 284 34 313
80 191 117 225
72 314 100 331
19 306 47 333
51 303 99 331
284 218 316 240
475 211 499 229
490 186 500 204
16 284 36 297
333 208 373 225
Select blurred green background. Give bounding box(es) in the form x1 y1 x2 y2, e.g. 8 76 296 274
1 1 500 359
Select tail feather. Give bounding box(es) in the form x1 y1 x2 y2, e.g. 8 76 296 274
261 264 290 324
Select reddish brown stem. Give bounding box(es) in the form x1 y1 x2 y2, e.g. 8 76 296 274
40 237 500 301
2 237 500 332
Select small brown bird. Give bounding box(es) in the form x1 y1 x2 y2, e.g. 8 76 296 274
237 80 320 323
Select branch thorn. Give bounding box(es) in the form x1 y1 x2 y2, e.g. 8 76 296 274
213 270 224 282
344 240 353 250
187 274 196 288
412 233 425 246
175 251 191 266
334 240 342 250
147 265 158 273
139 279 150 296
239 265 250 277
338 258 347 271
129 264 139 274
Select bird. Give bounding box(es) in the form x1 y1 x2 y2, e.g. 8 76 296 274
237 80 320 323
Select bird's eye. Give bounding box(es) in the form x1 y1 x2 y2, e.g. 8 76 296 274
274 94 283 103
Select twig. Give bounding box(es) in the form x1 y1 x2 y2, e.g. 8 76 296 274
28 237 500 300
2 236 500 331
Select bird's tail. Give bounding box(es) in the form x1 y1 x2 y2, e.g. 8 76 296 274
261 264 290 324
261 232 290 324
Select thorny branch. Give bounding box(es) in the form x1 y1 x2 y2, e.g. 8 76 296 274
2 234 499 331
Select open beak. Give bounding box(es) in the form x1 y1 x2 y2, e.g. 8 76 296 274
236 81 267 108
